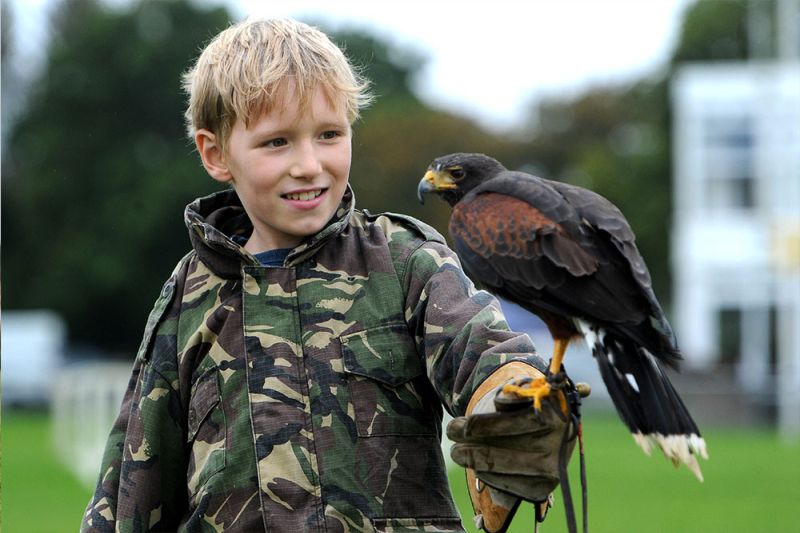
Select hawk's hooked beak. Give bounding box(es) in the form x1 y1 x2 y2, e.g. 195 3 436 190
417 169 458 204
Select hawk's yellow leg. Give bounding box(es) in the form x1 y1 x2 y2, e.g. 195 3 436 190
501 338 569 414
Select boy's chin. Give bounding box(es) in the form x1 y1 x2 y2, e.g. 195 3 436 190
287 214 336 239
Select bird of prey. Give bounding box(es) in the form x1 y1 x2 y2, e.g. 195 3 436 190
418 152 708 480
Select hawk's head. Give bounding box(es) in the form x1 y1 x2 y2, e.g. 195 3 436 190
417 153 506 206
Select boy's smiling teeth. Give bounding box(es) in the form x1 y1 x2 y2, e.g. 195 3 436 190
284 189 324 201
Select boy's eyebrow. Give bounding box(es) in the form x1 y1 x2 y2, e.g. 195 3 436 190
247 124 288 139
248 118 350 137
318 120 351 131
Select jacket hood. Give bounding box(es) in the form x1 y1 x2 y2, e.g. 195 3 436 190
185 185 356 278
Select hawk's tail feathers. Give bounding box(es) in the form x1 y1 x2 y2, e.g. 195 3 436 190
579 323 709 481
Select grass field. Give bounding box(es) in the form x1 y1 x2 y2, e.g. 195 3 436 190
2 409 799 532
3 410 94 532
449 410 800 532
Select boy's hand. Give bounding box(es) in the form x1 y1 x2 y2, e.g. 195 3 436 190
446 362 580 531
448 384 573 501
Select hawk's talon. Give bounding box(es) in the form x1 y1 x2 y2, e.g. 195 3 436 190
501 377 552 411
501 373 571 415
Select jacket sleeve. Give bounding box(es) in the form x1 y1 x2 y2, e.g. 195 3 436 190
402 239 547 417
81 272 188 532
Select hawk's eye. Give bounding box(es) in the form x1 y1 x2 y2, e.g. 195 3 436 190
450 168 465 180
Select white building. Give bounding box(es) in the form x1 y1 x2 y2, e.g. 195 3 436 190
671 61 800 437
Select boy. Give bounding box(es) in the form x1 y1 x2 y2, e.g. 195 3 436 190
81 18 574 533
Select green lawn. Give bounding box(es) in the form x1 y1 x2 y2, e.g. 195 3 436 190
2 410 94 532
449 410 800 532
3 410 799 532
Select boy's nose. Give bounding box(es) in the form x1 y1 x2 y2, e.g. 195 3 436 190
289 141 323 179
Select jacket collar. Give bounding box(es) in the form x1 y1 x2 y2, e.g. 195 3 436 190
185 185 355 278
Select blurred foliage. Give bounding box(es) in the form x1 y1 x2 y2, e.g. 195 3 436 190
327 28 527 236
1 1 10 60
510 0 756 308
3 0 757 354
3 0 230 352
671 0 752 63
2 0 20 129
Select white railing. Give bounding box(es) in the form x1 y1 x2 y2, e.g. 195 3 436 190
51 361 133 488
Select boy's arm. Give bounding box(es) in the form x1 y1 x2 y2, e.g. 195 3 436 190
81 274 187 532
403 240 577 532
402 239 546 416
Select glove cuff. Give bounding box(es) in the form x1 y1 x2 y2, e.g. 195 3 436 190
467 361 545 416
466 468 521 533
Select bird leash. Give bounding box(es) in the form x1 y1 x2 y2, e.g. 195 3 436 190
539 370 588 533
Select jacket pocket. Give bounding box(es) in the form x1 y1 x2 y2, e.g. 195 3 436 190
186 368 226 497
341 324 436 437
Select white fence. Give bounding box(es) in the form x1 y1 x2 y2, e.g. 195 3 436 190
51 361 133 488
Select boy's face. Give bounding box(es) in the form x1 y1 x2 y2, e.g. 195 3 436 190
203 86 352 253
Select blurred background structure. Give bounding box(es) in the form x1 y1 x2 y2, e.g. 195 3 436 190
671 0 800 437
2 310 66 407
2 0 799 531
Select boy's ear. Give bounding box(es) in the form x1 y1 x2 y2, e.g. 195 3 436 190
195 129 233 184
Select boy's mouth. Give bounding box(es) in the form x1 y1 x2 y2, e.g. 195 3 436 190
282 188 326 201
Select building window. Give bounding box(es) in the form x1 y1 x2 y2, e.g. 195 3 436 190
703 114 756 210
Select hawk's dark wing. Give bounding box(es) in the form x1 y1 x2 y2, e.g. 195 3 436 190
450 172 678 363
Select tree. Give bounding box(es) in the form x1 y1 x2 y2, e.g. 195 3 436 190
5 0 755 354
325 27 527 237
3 0 231 353
3 4 523 354
510 0 757 307
671 0 752 63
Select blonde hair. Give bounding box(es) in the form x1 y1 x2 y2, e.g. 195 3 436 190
182 18 372 150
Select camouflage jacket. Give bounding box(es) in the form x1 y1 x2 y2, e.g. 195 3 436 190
82 186 545 533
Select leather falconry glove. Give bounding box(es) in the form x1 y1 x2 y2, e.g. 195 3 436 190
447 362 581 532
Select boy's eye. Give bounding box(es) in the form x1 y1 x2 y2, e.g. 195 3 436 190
320 130 340 140
265 138 287 148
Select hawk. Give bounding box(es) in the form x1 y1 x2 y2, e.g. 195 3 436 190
418 152 708 479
